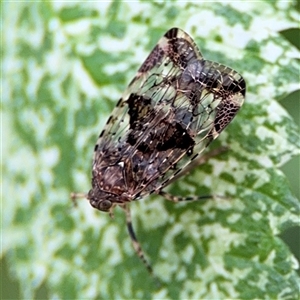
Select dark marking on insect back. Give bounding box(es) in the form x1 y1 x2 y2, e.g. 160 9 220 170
164 27 178 39
99 130 104 138
138 45 165 73
165 29 198 69
156 122 194 151
168 38 197 69
213 98 240 134
127 93 152 129
225 77 246 96
127 117 194 154
116 98 123 107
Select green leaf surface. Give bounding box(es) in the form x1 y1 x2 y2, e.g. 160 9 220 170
3 1 300 299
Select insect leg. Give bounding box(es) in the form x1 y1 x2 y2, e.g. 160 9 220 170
122 204 154 274
158 190 214 203
166 146 228 186
158 146 229 203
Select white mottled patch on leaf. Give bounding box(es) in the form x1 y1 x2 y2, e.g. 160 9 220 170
26 62 45 97
49 19 69 46
252 169 271 189
229 1 266 12
227 213 242 224
93 2 112 16
260 41 284 63
251 12 297 39
257 82 277 98
102 224 123 265
80 207 109 234
99 35 132 52
74 61 101 98
188 12 248 58
155 261 174 282
268 208 300 236
84 273 100 298
152 288 168 300
134 201 170 229
210 160 227 177
181 244 195 264
291 255 299 270
127 2 154 18
264 249 276 266
122 273 134 298
98 86 123 103
179 210 205 226
252 211 263 221
257 271 269 291
104 61 132 75
175 266 187 281
222 24 252 50
266 100 289 123
203 224 246 250
162 223 187 251
64 20 92 36
255 154 273 168
41 147 60 167
22 108 53 140
177 246 248 298
186 10 221 38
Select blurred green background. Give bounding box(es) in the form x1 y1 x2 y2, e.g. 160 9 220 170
2 2 299 299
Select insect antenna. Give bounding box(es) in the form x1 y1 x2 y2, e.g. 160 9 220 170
70 192 88 207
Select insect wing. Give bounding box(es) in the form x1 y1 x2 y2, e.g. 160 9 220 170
93 28 246 199
93 28 202 160
158 58 246 189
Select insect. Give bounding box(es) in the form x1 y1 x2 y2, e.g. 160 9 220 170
72 27 246 275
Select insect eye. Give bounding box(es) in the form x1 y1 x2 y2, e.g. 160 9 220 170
99 200 112 211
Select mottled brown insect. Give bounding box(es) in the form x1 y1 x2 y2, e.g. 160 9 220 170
73 28 246 275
